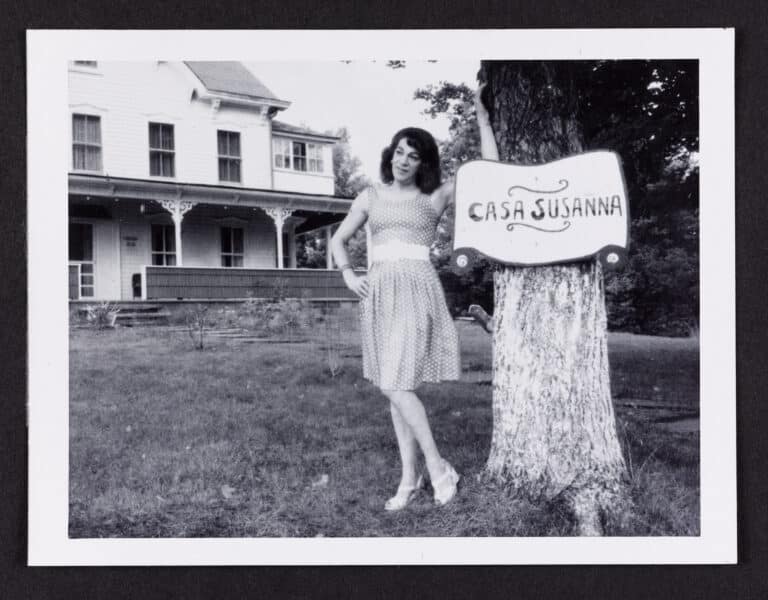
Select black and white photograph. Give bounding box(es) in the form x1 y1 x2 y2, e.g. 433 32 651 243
26 29 735 565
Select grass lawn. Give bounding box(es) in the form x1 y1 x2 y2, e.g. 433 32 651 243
69 318 699 537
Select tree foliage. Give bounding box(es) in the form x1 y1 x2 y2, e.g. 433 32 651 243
332 126 371 199
416 61 699 335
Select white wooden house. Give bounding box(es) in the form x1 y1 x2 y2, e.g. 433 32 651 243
68 61 356 302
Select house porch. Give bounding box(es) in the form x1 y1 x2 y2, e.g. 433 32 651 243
68 174 362 301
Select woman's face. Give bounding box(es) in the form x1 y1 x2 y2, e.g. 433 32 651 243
391 138 422 184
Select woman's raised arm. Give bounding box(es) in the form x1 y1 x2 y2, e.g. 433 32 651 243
430 180 455 217
430 83 500 216
475 83 499 161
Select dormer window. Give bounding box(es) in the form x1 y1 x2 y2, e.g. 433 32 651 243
273 137 325 173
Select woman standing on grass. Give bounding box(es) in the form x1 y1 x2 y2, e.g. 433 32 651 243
330 87 496 511
330 126 460 510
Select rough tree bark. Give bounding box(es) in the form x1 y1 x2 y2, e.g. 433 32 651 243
480 61 628 535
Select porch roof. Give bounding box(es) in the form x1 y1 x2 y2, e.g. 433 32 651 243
272 120 340 143
69 173 354 214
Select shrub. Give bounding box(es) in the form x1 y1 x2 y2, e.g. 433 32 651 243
236 296 314 339
84 302 120 329
184 304 209 350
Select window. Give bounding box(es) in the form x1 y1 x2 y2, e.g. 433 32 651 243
292 141 307 172
218 130 241 182
69 223 94 297
273 138 292 169
72 114 102 171
149 123 175 177
221 227 244 267
74 61 97 67
272 138 325 173
307 144 324 173
151 224 176 265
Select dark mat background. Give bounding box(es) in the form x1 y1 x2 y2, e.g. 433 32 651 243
2 3 766 598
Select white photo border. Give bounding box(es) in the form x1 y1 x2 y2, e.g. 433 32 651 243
27 28 736 565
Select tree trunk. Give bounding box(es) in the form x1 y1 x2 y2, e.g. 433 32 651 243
480 61 628 534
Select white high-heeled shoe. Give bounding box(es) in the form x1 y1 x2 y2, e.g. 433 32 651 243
384 475 425 512
432 461 460 506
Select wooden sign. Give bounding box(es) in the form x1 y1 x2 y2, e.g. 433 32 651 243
451 151 629 272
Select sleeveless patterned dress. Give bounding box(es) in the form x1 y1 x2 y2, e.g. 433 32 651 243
360 184 461 391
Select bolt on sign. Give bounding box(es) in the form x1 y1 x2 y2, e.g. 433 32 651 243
451 151 629 272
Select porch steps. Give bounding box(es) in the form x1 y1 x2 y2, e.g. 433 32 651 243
113 303 171 327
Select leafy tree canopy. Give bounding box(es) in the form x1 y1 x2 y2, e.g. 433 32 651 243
415 60 699 334
416 60 698 214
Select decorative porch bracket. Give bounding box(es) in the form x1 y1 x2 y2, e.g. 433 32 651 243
264 207 294 269
159 198 196 266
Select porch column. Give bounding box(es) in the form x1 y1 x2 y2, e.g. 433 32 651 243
265 208 293 269
325 225 334 270
160 198 196 266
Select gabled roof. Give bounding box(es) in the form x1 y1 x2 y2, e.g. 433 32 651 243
184 61 286 103
272 120 340 142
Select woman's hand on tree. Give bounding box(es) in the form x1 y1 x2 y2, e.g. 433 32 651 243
343 269 369 299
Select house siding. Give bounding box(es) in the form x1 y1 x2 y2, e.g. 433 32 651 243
178 212 277 269
69 62 343 301
272 170 335 195
111 203 280 299
68 62 331 194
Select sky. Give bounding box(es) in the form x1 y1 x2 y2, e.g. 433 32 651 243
247 61 480 181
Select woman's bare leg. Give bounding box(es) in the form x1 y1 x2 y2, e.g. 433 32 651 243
385 390 447 481
389 402 419 488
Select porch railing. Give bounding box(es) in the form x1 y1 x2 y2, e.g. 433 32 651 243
142 266 362 300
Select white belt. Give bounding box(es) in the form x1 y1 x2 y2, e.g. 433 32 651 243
371 241 430 263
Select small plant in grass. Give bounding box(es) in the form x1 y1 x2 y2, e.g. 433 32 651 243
185 304 209 350
321 308 344 378
85 302 121 329
238 294 313 339
619 418 661 486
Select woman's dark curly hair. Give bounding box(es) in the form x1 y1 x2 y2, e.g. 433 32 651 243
380 127 441 194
